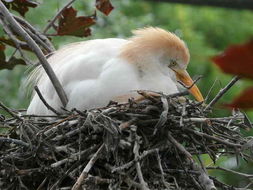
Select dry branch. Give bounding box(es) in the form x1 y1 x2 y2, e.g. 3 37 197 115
0 2 68 107
1 92 252 190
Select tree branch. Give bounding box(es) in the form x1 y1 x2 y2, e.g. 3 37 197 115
34 86 60 115
204 76 241 111
0 2 68 107
43 0 77 33
71 144 105 190
13 14 55 52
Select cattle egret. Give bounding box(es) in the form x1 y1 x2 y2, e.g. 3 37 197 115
27 27 204 115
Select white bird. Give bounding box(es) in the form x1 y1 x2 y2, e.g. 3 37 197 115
27 27 203 115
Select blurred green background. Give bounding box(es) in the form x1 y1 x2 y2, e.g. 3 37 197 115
0 0 253 187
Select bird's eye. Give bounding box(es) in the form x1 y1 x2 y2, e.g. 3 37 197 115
169 60 177 67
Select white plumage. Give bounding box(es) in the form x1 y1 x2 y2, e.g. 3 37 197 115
27 27 203 115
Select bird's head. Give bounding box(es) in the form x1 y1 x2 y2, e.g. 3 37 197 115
120 27 204 102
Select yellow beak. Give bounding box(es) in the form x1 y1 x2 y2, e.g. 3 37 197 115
174 69 204 102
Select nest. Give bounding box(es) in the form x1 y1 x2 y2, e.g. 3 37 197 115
0 91 253 190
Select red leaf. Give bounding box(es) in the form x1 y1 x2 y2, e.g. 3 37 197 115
225 87 253 109
96 0 114 16
3 0 38 16
57 7 96 37
212 40 253 79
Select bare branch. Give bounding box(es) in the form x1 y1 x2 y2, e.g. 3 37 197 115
207 166 253 179
13 14 55 52
0 101 22 121
34 86 61 115
204 76 241 111
0 2 68 107
0 18 32 65
71 144 105 190
0 137 29 148
43 0 77 33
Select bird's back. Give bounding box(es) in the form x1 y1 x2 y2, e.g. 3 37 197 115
27 38 128 115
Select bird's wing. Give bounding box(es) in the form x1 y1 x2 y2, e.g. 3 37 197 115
27 38 128 115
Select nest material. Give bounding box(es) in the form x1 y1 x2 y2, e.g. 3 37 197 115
0 92 253 190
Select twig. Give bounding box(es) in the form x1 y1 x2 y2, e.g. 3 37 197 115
204 76 241 111
177 75 202 89
0 101 22 121
0 2 68 107
0 137 30 148
153 96 169 135
207 166 253 179
85 175 112 185
112 148 158 173
51 145 97 168
34 86 60 115
13 14 55 52
185 128 242 148
36 177 48 190
43 0 77 33
155 150 170 189
71 144 105 190
0 18 32 65
167 132 193 160
23 27 53 53
133 127 150 190
204 78 218 102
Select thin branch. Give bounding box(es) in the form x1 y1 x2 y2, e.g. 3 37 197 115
43 0 77 33
34 86 60 115
13 14 55 52
204 76 241 111
155 150 170 189
133 127 150 190
177 75 202 90
23 27 53 53
0 18 32 65
0 101 22 121
0 137 30 148
167 132 193 160
71 144 105 190
185 128 242 148
207 166 253 179
112 148 158 173
0 2 68 107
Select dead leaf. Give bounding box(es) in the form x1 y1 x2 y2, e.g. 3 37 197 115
96 0 114 16
225 87 253 109
3 0 38 17
0 43 5 51
57 7 96 37
212 40 253 79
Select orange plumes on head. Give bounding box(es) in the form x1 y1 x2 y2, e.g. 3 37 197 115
120 27 190 64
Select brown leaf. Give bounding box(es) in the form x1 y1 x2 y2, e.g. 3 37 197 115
96 0 114 16
3 0 38 17
212 40 253 79
57 7 96 37
225 87 253 109
0 43 5 51
0 47 26 70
